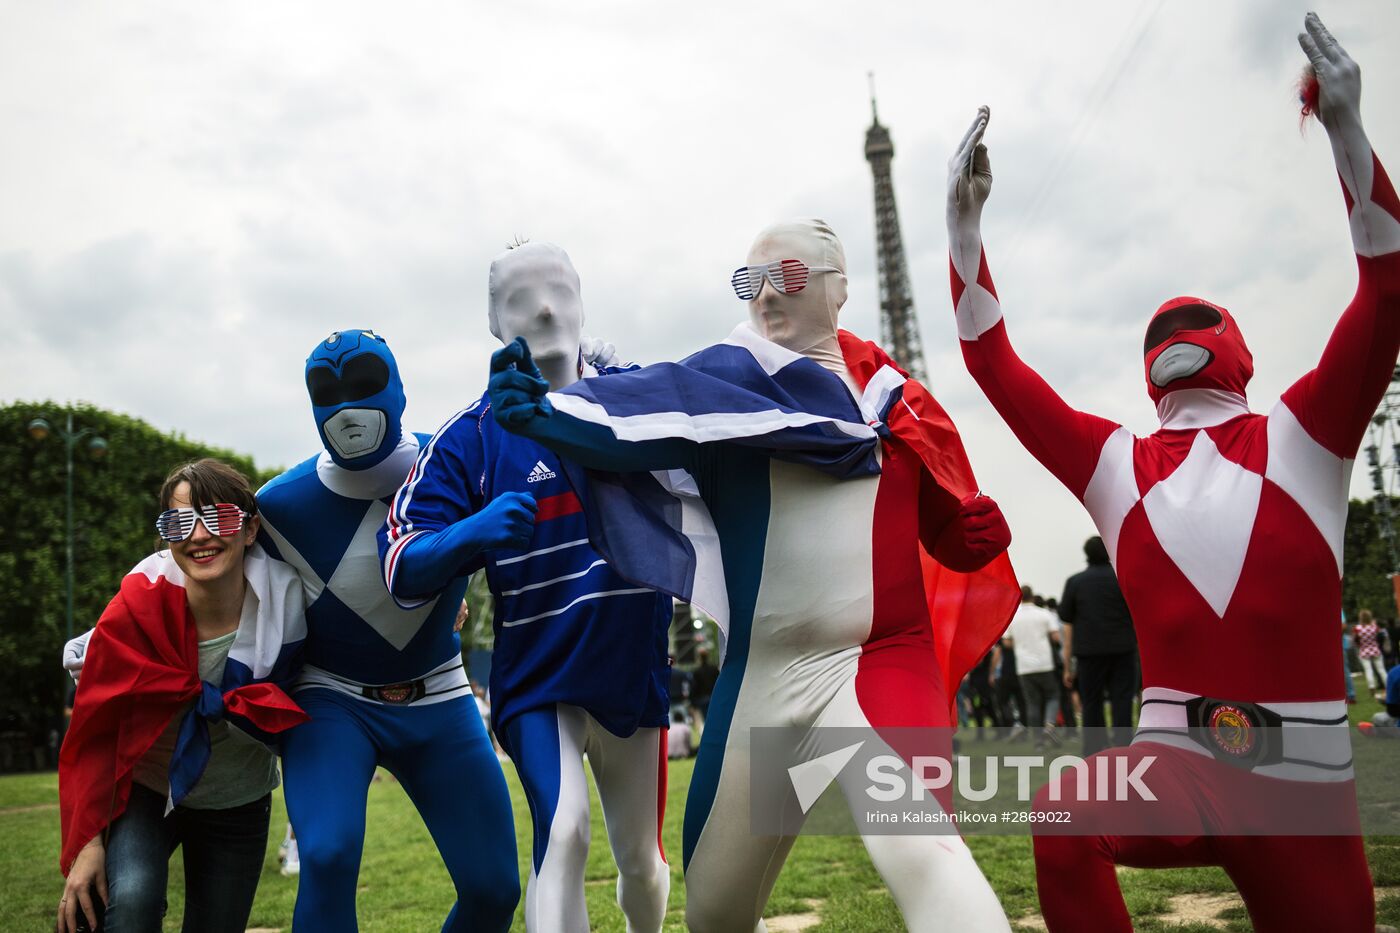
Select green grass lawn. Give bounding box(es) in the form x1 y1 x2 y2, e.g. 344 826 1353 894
4 687 1398 931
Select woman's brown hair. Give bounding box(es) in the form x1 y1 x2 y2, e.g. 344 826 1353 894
157 459 258 516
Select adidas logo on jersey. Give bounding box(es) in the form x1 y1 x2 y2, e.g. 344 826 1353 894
526 461 557 483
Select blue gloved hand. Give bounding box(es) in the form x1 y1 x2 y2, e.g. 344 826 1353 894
471 491 539 552
383 491 539 599
489 337 554 430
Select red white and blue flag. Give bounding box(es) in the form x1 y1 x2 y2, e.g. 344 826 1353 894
550 323 1018 710
59 546 307 874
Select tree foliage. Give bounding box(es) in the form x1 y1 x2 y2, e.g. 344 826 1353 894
461 570 495 652
1344 495 1400 621
0 401 280 737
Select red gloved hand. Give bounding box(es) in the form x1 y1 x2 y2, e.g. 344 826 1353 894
932 493 1011 572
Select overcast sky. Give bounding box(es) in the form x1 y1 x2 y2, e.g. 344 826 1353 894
3 0 1398 595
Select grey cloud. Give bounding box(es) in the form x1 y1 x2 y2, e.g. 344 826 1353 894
4 0 1396 594
0 235 217 346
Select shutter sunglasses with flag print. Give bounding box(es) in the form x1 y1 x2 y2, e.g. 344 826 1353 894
155 504 249 543
730 259 841 300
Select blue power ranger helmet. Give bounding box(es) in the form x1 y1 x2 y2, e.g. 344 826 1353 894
305 329 406 470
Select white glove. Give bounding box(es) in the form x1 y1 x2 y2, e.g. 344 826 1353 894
1297 13 1361 128
1297 14 1398 258
945 106 1006 340
62 628 94 684
946 105 993 238
579 336 619 370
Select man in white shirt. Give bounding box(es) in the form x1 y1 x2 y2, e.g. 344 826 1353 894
997 586 1062 750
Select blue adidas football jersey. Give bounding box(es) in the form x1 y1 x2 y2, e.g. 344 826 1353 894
381 393 672 737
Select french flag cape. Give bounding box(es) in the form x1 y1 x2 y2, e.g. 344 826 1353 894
551 324 1019 711
59 545 308 874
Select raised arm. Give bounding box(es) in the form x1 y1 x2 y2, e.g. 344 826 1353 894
1280 14 1400 457
947 108 1122 498
489 337 697 473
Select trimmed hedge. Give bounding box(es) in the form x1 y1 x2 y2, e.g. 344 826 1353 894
0 401 279 751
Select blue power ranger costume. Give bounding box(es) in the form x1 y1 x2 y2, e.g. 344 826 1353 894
257 329 518 932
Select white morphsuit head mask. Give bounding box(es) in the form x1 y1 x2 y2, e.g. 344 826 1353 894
488 242 585 387
744 218 849 373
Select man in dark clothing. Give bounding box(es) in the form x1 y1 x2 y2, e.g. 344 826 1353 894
690 647 719 730
965 653 1001 739
1060 536 1137 754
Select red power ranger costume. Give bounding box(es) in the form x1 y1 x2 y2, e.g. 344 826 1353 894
945 15 1398 933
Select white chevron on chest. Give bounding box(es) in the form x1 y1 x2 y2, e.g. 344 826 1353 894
263 502 436 652
325 502 436 650
1140 431 1262 618
1083 403 1350 621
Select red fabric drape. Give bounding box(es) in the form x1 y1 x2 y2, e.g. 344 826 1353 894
59 569 306 875
840 331 1020 713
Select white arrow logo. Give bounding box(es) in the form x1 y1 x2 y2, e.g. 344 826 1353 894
787 741 865 813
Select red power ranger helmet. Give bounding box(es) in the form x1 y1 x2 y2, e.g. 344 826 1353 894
1143 296 1254 405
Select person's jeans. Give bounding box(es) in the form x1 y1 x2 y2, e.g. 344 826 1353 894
103 783 270 933
995 672 1026 735
1020 670 1061 736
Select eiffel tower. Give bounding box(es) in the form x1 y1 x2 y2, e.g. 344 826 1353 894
864 75 927 382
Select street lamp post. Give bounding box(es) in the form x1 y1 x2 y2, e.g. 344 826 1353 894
27 411 107 648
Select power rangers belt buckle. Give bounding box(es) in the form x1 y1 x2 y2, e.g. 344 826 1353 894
1185 697 1282 769
371 681 425 704
1205 703 1260 760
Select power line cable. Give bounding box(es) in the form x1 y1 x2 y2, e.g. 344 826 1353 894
1003 0 1168 264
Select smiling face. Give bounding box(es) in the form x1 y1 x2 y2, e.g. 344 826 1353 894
163 479 260 587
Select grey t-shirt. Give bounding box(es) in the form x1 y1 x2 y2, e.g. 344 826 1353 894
131 625 281 810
